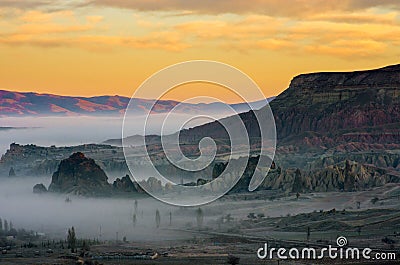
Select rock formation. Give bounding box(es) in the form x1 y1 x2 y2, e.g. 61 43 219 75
33 183 47 194
48 152 111 196
113 175 144 193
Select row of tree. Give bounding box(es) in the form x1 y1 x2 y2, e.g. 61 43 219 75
153 208 204 229
132 200 205 229
0 218 14 232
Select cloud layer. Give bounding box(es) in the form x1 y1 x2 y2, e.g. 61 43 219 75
0 0 399 100
89 0 400 16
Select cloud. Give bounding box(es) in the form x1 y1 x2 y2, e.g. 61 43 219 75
0 0 52 9
76 32 189 51
0 1 399 58
305 39 387 58
86 15 103 23
88 0 400 17
0 6 189 52
174 15 283 41
19 10 74 22
309 12 399 25
0 29 189 51
347 0 400 10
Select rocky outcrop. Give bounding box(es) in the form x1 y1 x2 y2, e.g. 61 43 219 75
113 175 144 193
48 152 111 196
257 160 399 193
33 183 47 194
0 143 127 177
138 177 163 193
45 152 146 197
207 156 399 193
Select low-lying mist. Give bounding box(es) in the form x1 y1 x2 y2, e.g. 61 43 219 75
0 114 228 155
0 176 208 242
0 114 235 242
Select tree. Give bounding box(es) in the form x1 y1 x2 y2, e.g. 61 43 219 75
4 220 8 232
132 213 137 227
155 210 161 228
196 208 204 228
9 167 16 177
67 227 76 253
82 240 90 251
0 218 2 231
371 197 379 205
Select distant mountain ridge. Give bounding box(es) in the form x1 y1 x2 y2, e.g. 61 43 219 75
0 89 273 116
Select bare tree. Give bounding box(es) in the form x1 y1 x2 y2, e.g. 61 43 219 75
67 227 77 253
4 220 8 232
155 210 161 228
134 200 138 213
196 208 204 228
82 240 90 251
9 167 16 177
132 213 137 227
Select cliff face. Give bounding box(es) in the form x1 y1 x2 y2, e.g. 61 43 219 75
272 64 400 144
177 64 400 152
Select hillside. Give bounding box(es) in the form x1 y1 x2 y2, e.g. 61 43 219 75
178 64 400 152
0 89 272 116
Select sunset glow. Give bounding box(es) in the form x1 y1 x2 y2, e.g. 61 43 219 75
1 0 399 102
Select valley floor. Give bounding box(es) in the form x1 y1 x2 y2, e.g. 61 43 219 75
0 183 399 264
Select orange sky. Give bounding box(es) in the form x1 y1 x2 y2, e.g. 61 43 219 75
0 0 399 102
